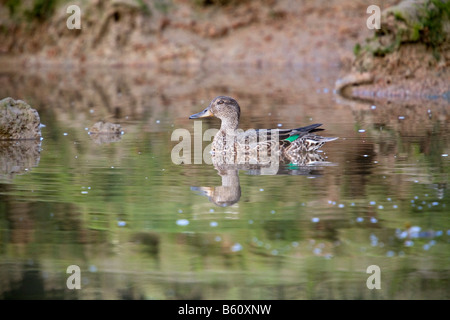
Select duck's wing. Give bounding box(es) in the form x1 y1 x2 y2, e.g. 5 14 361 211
255 123 324 141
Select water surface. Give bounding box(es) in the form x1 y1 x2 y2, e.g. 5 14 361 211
0 66 448 299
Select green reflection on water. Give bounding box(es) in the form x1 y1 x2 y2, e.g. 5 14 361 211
0 69 449 300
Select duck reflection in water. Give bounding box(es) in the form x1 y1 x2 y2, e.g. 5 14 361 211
189 96 338 207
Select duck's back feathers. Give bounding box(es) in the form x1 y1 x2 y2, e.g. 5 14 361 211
255 123 328 143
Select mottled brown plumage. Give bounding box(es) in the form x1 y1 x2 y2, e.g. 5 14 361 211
189 96 337 163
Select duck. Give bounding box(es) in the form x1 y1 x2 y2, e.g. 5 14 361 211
189 96 337 160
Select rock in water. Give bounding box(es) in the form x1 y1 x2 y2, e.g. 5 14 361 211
334 72 374 95
88 121 122 135
0 97 42 140
88 121 123 144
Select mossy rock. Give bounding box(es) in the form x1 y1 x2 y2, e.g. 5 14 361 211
383 0 449 43
0 97 42 140
358 0 450 58
88 121 123 144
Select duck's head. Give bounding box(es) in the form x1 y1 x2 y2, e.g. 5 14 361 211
189 96 240 131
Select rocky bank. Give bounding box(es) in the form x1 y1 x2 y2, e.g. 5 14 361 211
0 0 448 100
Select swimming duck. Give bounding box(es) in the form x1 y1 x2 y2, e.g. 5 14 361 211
189 96 337 157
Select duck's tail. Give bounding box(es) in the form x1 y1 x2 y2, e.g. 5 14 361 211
287 134 338 152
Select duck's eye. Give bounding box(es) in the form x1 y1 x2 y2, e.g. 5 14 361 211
218 100 224 105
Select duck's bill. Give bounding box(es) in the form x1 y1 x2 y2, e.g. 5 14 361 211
189 108 213 119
